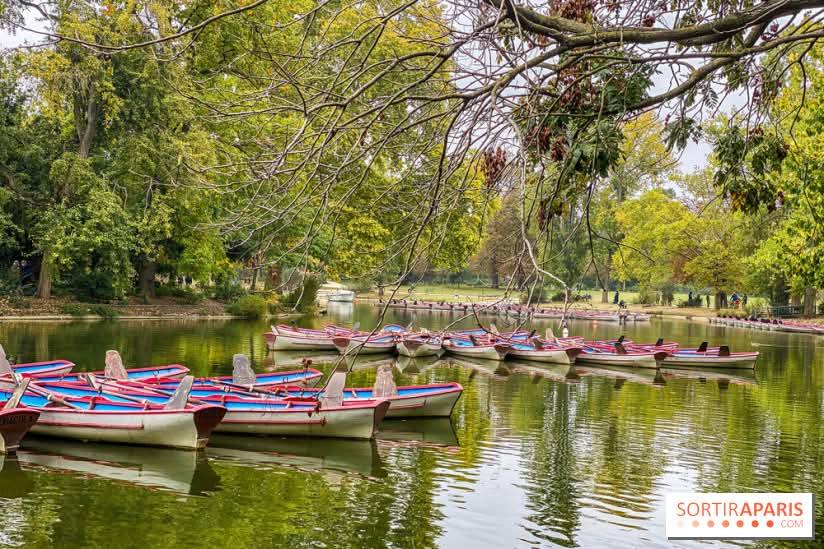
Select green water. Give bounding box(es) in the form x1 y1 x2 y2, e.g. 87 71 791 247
0 303 822 548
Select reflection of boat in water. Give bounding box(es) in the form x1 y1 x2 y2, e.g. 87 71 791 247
377 418 459 448
505 360 581 384
346 353 396 371
268 351 340 369
574 364 667 387
445 356 513 377
576 364 757 388
207 434 385 479
16 437 220 496
0 454 33 498
659 367 757 387
396 355 442 374
268 351 397 373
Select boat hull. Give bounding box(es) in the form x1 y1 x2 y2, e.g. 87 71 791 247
0 409 40 453
384 387 462 418
29 405 226 450
265 332 338 351
507 347 580 365
333 338 397 355
214 400 390 439
443 343 509 361
662 354 758 369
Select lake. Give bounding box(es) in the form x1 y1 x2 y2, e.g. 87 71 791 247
0 302 821 548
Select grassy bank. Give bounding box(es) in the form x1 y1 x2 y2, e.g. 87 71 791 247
361 285 768 318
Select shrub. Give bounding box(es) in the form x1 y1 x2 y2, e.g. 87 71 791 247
61 303 88 316
212 278 247 301
227 295 268 318
283 276 320 312
88 304 120 319
636 288 656 305
520 287 548 305
156 285 203 304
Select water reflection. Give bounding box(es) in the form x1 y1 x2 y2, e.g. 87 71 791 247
17 438 220 496
0 311 821 547
0 455 33 499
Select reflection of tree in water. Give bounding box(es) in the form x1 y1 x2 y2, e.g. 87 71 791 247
509 378 581 547
579 380 669 525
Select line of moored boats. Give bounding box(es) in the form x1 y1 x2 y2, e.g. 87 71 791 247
375 300 650 322
0 343 462 454
710 315 824 335
266 323 759 369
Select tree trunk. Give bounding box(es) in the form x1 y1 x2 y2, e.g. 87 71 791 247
250 268 258 292
36 249 53 299
138 257 157 301
791 293 802 307
714 291 722 310
489 256 499 288
803 287 816 316
600 263 610 303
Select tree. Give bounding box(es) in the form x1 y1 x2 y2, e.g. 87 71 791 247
8 0 823 293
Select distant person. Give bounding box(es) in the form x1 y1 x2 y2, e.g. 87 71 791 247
688 291 693 302
706 295 711 308
731 292 740 308
743 294 748 306
561 320 569 338
613 291 619 304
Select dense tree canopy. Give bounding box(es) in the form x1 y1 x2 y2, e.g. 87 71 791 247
0 0 821 309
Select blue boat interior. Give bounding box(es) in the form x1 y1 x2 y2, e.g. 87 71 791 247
12 361 71 374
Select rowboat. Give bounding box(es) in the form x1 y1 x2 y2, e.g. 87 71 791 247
9 359 75 378
263 366 461 418
396 334 443 357
442 336 511 361
332 334 398 355
662 345 758 369
506 339 582 364
37 364 190 383
264 324 354 351
142 360 461 418
265 324 406 351
0 377 226 449
574 344 669 369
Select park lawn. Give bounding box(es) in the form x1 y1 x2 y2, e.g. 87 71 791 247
360 285 768 310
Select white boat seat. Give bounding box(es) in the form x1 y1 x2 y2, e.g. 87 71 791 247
165 375 194 409
104 350 129 379
232 354 256 385
0 345 12 376
372 365 398 397
320 370 347 408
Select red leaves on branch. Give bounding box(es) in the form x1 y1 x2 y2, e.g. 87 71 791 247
481 146 507 189
550 0 597 23
641 14 656 27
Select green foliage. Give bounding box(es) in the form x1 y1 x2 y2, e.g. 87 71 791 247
60 303 87 316
155 285 203 304
227 295 268 318
211 277 247 302
283 276 321 312
520 286 548 305
60 302 120 318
